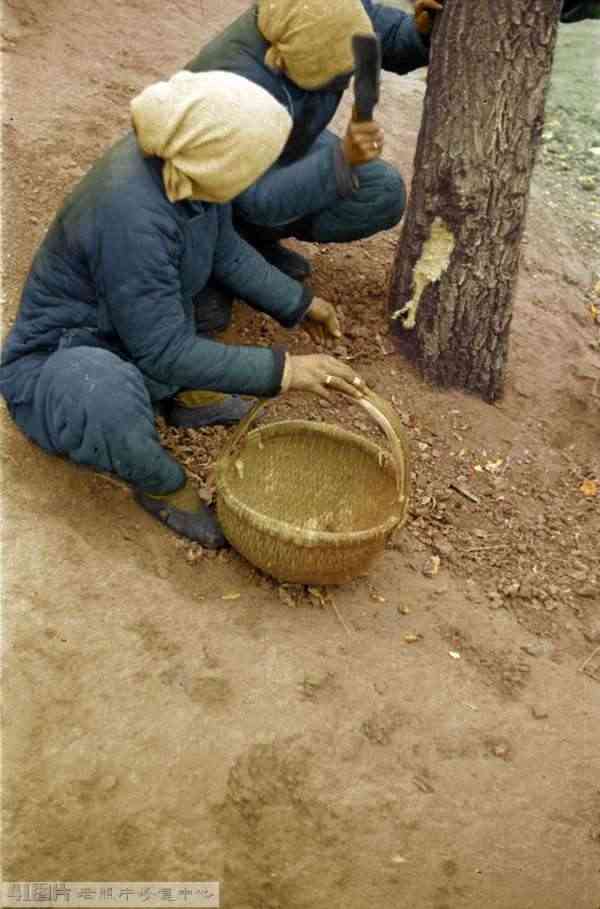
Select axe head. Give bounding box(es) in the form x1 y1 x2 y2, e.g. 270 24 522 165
352 33 381 122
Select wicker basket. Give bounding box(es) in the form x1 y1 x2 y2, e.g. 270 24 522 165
215 391 410 586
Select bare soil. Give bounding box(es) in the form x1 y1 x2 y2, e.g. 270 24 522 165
1 3 599 907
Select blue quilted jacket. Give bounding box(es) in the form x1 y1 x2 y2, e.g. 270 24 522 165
0 134 311 407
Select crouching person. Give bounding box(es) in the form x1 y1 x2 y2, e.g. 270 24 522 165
185 0 443 279
0 71 366 548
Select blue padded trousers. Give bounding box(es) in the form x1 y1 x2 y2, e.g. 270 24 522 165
234 130 407 244
11 347 185 494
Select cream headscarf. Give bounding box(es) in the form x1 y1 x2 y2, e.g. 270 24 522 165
258 0 374 90
131 70 292 204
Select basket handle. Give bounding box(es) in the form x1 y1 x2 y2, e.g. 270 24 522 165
358 389 410 520
219 390 410 522
220 398 267 462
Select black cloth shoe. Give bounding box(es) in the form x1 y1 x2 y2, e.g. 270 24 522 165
234 218 311 280
257 241 311 281
165 395 254 428
193 282 234 335
134 489 226 548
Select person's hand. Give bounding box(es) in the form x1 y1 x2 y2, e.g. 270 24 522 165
286 354 367 401
305 297 341 346
342 115 385 166
414 0 444 35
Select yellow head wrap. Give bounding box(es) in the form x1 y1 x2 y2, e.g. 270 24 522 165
131 70 292 204
258 0 374 90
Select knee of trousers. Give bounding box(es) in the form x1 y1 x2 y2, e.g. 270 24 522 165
309 161 407 244
19 347 184 492
36 347 156 455
357 161 407 233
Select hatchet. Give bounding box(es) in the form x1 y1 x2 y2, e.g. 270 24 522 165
352 33 382 122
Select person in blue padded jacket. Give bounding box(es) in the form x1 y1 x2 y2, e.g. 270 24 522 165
184 0 445 281
185 0 596 282
0 71 368 549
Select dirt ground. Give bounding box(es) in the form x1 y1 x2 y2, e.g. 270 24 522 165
1 2 600 907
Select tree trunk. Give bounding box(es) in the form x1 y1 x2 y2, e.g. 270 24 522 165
389 0 561 402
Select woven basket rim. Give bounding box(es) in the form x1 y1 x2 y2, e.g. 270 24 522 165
216 418 405 548
233 417 400 459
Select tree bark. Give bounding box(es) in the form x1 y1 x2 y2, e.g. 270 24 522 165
389 0 561 402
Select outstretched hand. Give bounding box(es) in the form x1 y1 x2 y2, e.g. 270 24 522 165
285 354 367 401
414 0 444 35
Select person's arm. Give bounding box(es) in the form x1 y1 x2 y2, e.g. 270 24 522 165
98 207 286 397
212 206 313 327
234 138 355 226
362 0 431 74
